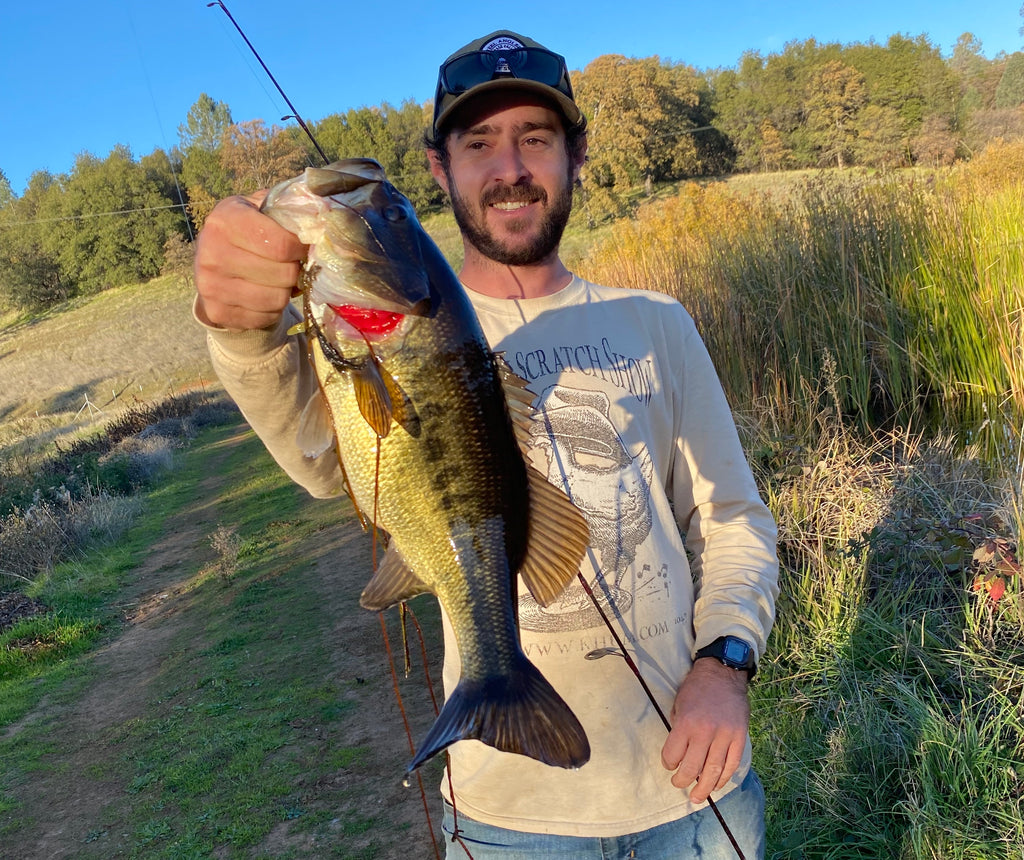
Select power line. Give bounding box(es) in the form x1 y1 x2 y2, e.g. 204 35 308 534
0 203 185 227
126 0 194 241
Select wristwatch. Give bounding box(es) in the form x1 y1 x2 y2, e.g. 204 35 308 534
694 636 756 680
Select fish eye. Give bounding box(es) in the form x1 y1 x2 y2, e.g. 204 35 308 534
382 205 407 222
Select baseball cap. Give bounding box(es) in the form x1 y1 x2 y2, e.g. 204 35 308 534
431 31 585 139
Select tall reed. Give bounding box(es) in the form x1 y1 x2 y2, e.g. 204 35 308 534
576 149 1024 447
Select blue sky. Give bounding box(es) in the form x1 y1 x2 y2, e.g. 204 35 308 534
1 0 1021 195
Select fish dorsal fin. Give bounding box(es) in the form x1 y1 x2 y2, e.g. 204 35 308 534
353 360 393 438
493 355 590 605
496 355 537 448
519 464 590 607
360 544 431 611
296 392 336 458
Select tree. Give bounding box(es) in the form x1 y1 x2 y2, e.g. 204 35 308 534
709 58 768 172
844 35 953 133
179 94 234 230
853 104 908 167
179 93 233 152
758 120 792 171
220 120 306 194
710 40 833 171
0 169 13 209
805 61 867 168
310 101 439 212
995 52 1024 108
911 115 959 166
384 100 441 210
48 146 185 295
575 54 719 195
0 171 69 311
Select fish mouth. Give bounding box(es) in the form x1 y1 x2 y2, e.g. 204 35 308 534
326 303 406 337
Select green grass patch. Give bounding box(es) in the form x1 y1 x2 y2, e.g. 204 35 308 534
751 427 1024 858
0 419 430 857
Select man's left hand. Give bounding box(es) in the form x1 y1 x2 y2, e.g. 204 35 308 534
660 657 750 803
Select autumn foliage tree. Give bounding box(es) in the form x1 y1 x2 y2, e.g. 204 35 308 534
805 61 868 168
577 55 731 189
220 119 307 194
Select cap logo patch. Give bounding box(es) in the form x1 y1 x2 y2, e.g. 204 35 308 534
481 36 526 52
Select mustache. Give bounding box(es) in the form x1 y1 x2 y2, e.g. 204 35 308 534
480 184 548 207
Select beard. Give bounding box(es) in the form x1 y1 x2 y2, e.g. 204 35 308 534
446 168 574 267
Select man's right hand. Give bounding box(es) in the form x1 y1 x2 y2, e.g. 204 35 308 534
194 190 308 331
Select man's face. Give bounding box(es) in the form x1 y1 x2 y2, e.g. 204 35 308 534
429 95 585 267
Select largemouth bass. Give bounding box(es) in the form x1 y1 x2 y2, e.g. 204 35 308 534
261 158 591 771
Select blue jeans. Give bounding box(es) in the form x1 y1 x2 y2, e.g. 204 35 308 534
442 768 765 859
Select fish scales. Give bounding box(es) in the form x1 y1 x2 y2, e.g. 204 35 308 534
262 158 591 771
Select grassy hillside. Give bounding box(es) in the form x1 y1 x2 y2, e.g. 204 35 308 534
0 275 210 423
1 161 1022 857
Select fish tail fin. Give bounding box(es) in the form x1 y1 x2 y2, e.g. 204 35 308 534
407 655 590 772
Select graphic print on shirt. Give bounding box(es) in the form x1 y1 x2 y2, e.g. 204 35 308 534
518 383 656 633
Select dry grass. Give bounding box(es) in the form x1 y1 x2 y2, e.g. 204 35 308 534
577 153 1024 445
0 490 144 583
0 274 212 425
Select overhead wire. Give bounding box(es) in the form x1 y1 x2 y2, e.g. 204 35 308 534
0 203 185 227
124 1 193 240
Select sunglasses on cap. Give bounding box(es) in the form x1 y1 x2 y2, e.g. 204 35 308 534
438 46 571 96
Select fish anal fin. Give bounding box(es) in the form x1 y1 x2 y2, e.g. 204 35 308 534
353 360 393 438
360 544 431 611
519 465 590 607
296 392 336 458
407 653 590 771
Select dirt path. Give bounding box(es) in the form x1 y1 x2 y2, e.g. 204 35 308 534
2 425 446 859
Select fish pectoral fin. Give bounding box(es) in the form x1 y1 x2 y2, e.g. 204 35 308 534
353 360 394 438
379 364 420 437
519 465 591 607
360 545 431 610
296 392 336 458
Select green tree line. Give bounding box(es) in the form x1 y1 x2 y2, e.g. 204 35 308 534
2 30 1022 313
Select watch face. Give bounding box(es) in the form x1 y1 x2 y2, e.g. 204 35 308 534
723 637 751 664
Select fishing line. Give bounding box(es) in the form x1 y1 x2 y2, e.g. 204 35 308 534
208 5 289 124
377 612 443 860
541 430 746 856
207 1 329 164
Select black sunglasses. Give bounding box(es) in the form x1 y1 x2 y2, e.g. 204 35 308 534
438 47 571 96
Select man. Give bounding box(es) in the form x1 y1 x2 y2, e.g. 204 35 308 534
194 30 779 859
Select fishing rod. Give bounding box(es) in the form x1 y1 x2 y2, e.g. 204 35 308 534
208 4 746 855
578 573 747 859
206 0 329 165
